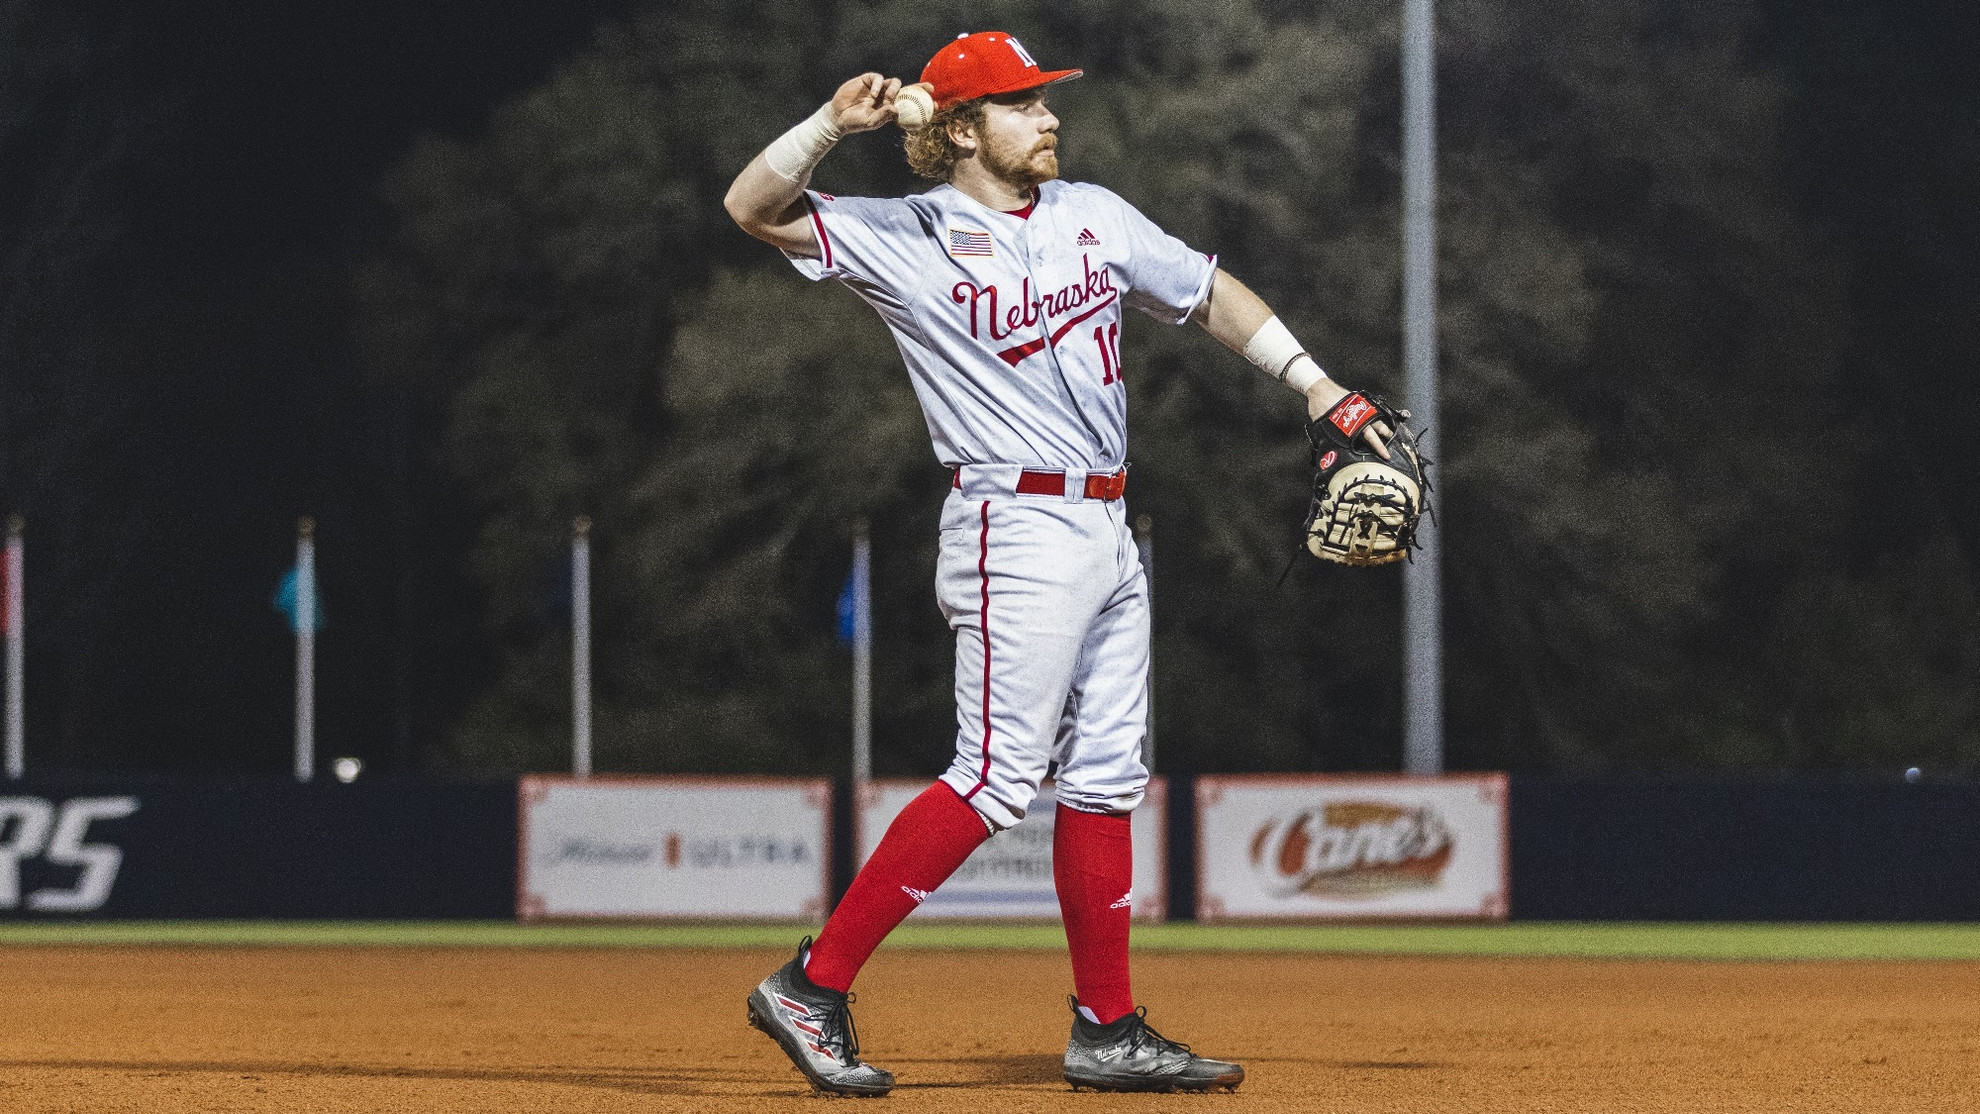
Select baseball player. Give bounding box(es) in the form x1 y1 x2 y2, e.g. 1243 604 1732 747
726 32 1390 1097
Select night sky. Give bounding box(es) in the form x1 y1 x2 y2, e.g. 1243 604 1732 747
19 0 1980 770
118 2 616 271
51 1 626 769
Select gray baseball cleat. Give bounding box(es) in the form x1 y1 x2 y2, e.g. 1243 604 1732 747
746 937 895 1097
1062 996 1246 1093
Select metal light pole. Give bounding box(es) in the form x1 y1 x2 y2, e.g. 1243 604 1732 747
572 516 593 779
850 519 872 789
5 515 23 780
1401 0 1446 775
294 517 316 783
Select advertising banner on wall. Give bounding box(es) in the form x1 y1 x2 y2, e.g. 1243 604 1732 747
518 776 831 921
856 779 1166 922
1196 774 1508 921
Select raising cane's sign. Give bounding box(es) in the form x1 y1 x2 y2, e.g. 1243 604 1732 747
1196 774 1508 921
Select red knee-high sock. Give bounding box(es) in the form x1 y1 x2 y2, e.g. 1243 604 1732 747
1053 804 1135 1024
803 781 990 993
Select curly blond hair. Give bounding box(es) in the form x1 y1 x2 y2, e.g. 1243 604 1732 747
904 98 987 182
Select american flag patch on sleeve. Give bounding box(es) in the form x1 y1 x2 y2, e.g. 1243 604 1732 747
948 228 994 258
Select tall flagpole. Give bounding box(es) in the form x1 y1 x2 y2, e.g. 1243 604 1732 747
572 516 593 779
850 519 872 789
295 517 316 783
1401 0 1445 775
5 515 23 780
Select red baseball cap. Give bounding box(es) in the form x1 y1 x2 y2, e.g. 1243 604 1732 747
919 32 1082 110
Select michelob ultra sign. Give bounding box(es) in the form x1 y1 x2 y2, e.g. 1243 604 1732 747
517 776 832 921
1195 774 1508 921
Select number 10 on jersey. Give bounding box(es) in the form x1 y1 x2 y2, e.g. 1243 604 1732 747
1094 322 1123 385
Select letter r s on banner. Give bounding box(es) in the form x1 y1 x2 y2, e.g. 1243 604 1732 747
0 796 139 911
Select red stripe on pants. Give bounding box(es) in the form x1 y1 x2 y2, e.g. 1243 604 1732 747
963 500 993 800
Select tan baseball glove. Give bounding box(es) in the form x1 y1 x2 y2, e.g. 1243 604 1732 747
1303 392 1430 566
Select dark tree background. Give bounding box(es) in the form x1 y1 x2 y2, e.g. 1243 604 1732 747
4 0 1976 778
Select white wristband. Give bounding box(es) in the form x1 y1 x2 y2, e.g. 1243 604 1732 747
763 103 843 184
1241 315 1328 395
1281 353 1326 394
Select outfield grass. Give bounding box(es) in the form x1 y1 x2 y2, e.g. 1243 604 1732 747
3 920 1979 959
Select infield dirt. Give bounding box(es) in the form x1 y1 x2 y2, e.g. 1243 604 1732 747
7 945 1977 1112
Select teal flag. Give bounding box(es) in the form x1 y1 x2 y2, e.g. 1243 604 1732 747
273 566 322 633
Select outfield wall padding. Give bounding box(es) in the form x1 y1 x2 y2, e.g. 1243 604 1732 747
4 773 1976 921
1508 777 1980 921
0 775 514 919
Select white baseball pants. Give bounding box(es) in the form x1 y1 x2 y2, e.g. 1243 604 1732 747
935 465 1151 831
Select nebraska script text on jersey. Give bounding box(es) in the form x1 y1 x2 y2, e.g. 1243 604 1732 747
949 254 1117 342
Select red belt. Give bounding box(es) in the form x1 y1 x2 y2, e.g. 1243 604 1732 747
952 467 1128 501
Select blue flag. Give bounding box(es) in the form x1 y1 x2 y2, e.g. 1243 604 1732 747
838 535 872 647
836 567 858 646
273 566 323 633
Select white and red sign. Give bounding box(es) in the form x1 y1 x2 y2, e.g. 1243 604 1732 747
1196 774 1508 921
857 779 1167 922
518 776 831 921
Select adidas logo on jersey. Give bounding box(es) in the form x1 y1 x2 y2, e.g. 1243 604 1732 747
901 885 932 904
1076 228 1101 246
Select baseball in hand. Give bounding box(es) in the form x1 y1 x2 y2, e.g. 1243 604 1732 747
894 85 934 131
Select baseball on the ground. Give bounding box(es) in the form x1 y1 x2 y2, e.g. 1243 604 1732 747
894 85 934 131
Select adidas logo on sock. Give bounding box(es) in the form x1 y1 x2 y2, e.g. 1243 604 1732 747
1076 228 1101 246
1108 891 1133 910
901 885 932 904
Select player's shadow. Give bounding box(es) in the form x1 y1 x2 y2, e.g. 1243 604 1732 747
0 1057 777 1098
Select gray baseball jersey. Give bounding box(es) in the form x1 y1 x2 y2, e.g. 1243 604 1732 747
786 179 1216 470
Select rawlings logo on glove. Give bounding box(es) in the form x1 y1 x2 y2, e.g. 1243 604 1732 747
1328 394 1379 438
1303 393 1430 567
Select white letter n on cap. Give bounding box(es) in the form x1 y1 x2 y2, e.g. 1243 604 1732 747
1004 36 1038 68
